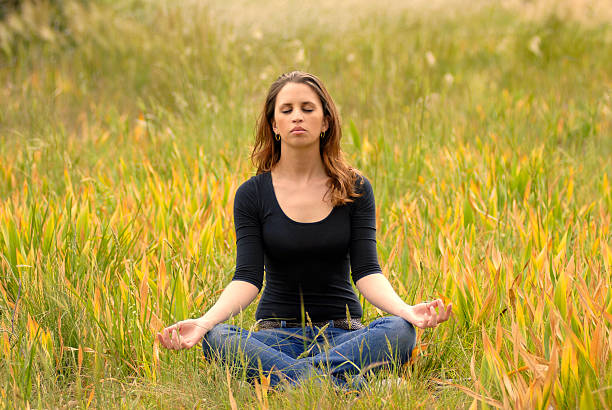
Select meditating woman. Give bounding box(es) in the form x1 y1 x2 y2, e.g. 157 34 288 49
157 71 452 390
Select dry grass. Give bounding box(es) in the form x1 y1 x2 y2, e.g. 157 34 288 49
0 0 611 407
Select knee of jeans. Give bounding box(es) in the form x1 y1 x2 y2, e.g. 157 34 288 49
386 316 416 354
201 323 233 357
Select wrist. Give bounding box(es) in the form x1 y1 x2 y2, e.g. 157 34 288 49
197 317 215 332
398 304 412 320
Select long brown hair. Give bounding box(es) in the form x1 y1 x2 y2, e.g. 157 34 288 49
251 71 361 206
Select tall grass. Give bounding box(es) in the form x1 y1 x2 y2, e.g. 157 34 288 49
0 0 611 407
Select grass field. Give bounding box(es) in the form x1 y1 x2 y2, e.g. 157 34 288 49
0 0 611 407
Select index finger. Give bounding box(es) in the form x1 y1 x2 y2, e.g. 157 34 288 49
158 328 171 349
164 323 177 333
428 299 444 311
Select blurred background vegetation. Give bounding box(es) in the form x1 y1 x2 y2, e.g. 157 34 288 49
0 0 610 408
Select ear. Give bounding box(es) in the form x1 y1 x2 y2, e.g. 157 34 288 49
322 117 329 133
271 120 277 134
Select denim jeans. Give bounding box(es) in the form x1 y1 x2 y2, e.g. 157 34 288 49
201 316 416 390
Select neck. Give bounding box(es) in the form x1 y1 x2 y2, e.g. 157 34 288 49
273 145 326 182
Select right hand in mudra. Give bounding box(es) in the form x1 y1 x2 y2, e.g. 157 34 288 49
157 318 210 350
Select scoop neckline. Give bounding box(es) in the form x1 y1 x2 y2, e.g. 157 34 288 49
266 171 335 225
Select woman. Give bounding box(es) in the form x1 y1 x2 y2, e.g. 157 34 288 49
157 71 452 390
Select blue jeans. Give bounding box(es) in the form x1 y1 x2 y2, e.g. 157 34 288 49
201 316 416 390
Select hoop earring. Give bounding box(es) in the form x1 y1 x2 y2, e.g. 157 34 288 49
320 131 325 139
275 133 280 141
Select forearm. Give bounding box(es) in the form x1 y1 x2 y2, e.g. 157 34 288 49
198 280 259 330
355 273 410 317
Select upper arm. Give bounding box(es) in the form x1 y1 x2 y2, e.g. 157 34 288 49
349 176 382 283
232 179 264 290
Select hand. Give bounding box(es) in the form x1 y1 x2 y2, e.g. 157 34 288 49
402 299 452 329
157 318 211 350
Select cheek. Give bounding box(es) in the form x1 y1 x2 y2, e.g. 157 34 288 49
315 113 326 127
277 117 289 130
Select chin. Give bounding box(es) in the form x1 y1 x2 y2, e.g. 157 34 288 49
286 139 319 149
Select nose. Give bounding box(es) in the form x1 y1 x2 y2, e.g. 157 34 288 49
291 110 303 122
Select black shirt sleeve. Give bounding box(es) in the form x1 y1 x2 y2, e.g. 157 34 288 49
349 176 382 283
231 178 264 290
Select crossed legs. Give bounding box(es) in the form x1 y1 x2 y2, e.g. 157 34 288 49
201 316 416 389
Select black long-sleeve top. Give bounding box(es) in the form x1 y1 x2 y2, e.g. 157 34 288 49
232 171 381 322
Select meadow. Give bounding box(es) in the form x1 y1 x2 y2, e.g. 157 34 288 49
0 0 611 407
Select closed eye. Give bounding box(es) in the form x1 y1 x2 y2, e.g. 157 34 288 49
281 108 314 114
280 103 316 114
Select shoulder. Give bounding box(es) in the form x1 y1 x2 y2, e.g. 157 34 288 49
349 173 375 213
235 172 268 207
350 173 374 202
353 173 373 196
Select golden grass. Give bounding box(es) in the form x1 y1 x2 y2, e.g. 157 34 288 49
0 0 610 407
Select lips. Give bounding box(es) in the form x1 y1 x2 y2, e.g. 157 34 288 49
291 127 306 132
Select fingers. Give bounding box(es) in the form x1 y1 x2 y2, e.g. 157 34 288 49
158 323 184 350
158 320 205 350
428 299 444 310
158 328 171 349
442 303 453 321
174 323 188 349
425 299 452 328
172 329 180 349
429 305 438 327
435 302 452 323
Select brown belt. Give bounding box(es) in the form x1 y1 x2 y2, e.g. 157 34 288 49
256 318 365 331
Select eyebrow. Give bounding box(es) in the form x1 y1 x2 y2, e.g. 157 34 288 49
278 101 316 107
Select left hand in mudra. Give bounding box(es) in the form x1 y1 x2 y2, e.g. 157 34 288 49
402 299 452 329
